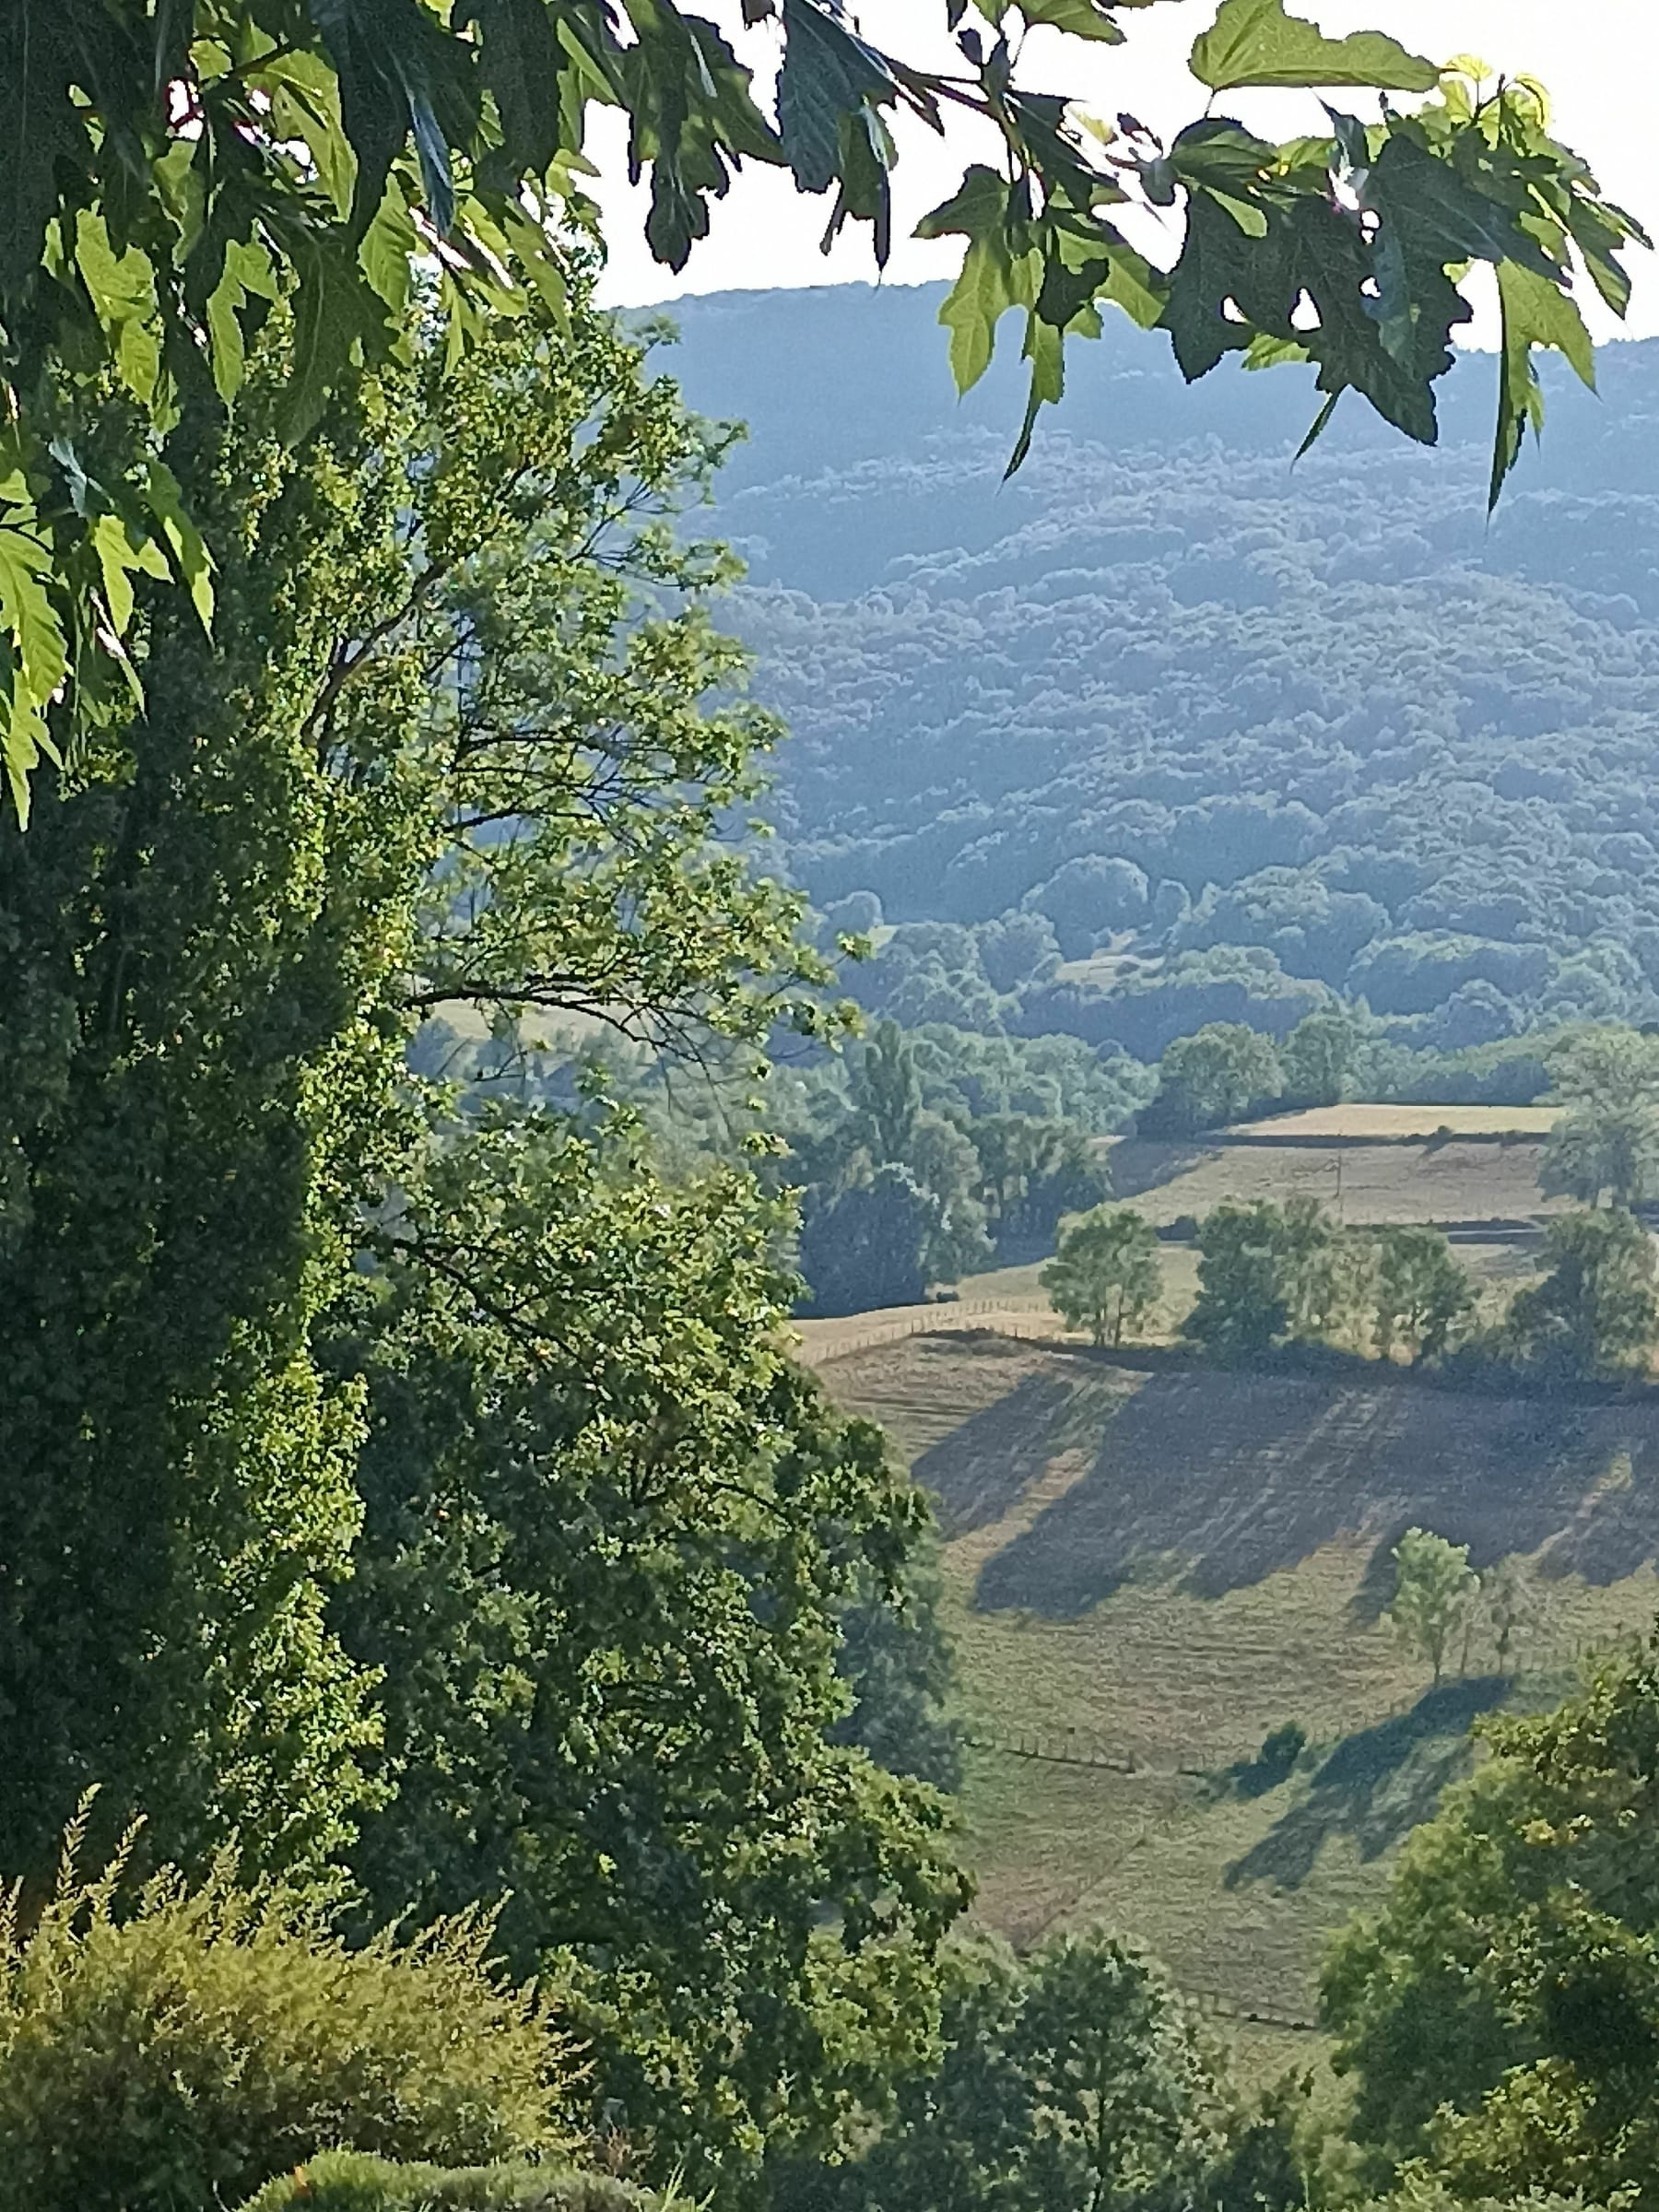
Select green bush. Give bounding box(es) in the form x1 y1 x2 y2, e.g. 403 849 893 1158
237 2151 662 2212
0 1814 575 2212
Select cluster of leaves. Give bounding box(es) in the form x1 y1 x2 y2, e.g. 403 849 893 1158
1 0 1641 817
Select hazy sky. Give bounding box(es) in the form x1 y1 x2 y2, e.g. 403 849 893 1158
592 0 1659 343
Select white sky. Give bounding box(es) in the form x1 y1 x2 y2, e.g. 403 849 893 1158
592 0 1659 343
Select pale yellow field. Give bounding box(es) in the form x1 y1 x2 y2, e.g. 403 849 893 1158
1225 1104 1561 1141
1106 1134 1559 1230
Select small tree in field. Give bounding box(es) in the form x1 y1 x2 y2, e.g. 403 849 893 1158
1373 1226 1477 1364
1481 1556 1543 1677
1043 1208 1160 1347
1388 1528 1477 1687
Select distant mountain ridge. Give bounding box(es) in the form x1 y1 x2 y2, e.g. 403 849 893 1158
651 284 1659 1057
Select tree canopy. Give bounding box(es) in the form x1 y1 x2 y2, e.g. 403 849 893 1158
1 0 1644 816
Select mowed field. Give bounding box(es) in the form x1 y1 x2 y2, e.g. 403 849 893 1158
807 1329 1659 2065
1105 1129 1560 1232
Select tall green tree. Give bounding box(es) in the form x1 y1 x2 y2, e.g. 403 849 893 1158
1186 1194 1347 1359
1541 1103 1659 1211
1386 1528 1477 1688
0 4 1641 814
1147 1024 1283 1135
1503 1209 1659 1378
1 276 971 2195
1043 1206 1161 1347
1279 1010 1362 1109
1373 1227 1475 1364
335 1115 967 2195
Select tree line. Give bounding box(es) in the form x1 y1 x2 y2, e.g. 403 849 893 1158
1043 1194 1659 1382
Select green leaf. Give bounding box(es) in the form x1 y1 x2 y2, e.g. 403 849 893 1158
777 0 896 196
939 232 1040 392
1017 0 1125 43
915 165 1012 242
0 523 68 827
1095 248 1166 330
74 212 162 409
1190 0 1438 92
143 464 214 634
1006 310 1064 475
205 237 280 405
0 524 68 700
1158 189 1253 382
1367 131 1559 279
1490 258 1595 509
90 512 171 638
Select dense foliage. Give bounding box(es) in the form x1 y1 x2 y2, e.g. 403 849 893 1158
771 1930 1303 2212
0 280 970 2201
2 2 1638 815
1324 1631 1659 2209
240 2159 664 2212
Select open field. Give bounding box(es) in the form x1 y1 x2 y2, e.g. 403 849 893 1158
1221 1104 1561 1143
808 1329 1659 2042
1105 1132 1559 1231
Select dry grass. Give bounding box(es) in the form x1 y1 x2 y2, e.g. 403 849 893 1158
811 1331 1659 2053
1105 1135 1559 1230
1223 1105 1561 1142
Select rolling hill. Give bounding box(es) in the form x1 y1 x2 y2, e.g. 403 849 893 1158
654 285 1659 1055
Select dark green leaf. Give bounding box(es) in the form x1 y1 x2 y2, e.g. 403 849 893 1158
778 0 896 196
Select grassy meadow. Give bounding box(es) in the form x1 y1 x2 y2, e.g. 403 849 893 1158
813 1329 1659 2061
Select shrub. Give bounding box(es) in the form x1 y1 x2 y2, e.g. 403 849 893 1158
0 1812 575 2212
238 2152 662 2212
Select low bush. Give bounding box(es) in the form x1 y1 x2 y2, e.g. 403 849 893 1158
238 2152 662 2212
0 1811 575 2212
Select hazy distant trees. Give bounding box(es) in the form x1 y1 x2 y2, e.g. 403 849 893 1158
1186 1198 1318 1359
1542 1102 1659 1209
1542 1028 1659 1210
1042 1208 1160 1347
971 1116 1107 1254
1279 1010 1363 1110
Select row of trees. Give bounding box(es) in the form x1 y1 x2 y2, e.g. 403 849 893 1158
1041 1194 1659 1381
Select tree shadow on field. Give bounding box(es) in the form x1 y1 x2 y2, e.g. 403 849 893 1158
1222 1677 1509 1894
912 1369 1086 1537
1106 1139 1215 1201
971 1368 1659 1618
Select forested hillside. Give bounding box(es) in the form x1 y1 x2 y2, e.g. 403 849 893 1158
664 288 1659 1055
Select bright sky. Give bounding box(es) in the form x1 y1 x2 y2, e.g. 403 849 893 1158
592 0 1659 344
